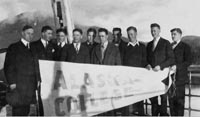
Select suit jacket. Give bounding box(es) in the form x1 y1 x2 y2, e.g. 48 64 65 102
30 39 55 60
113 40 127 64
82 41 98 59
4 41 39 106
53 43 69 61
147 37 175 69
172 41 192 85
91 43 121 65
60 43 90 63
123 42 147 67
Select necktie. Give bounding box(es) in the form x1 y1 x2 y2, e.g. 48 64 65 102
152 39 157 51
75 43 79 53
101 44 105 60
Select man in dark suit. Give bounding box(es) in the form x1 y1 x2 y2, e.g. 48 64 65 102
91 28 121 116
30 25 55 116
54 28 69 61
82 28 98 59
91 28 121 65
112 27 127 61
120 26 147 116
4 25 39 116
61 28 90 63
31 25 55 60
146 23 175 116
168 28 191 116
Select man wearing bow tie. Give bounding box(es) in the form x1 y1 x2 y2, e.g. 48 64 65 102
169 28 191 116
146 23 175 116
4 25 39 116
54 28 69 61
61 28 90 63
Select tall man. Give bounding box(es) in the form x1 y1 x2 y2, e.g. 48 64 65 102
91 28 121 116
31 25 55 60
4 25 39 116
122 26 147 116
30 25 55 115
112 27 127 61
146 23 175 116
61 28 90 63
169 28 191 116
54 28 69 61
82 28 98 58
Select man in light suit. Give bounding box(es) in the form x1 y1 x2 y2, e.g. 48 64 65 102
91 28 121 65
61 28 90 63
146 23 175 116
169 28 191 116
4 25 39 116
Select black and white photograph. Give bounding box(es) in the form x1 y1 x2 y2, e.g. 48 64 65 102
0 0 200 116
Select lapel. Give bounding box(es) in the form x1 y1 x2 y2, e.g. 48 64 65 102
174 41 183 52
103 43 112 62
153 38 162 53
38 39 46 51
95 44 102 62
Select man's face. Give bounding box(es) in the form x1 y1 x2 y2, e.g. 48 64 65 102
42 30 53 41
151 27 160 38
127 29 137 42
22 28 34 42
73 31 82 43
171 31 181 42
87 31 95 43
57 32 66 43
113 31 121 41
99 32 108 44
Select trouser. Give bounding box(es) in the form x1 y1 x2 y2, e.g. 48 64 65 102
169 85 185 116
37 85 44 116
12 105 30 116
150 93 168 116
132 101 144 115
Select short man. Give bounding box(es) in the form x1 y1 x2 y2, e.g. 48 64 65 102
61 28 90 63
31 25 55 60
121 26 147 116
91 28 121 65
146 23 175 116
112 27 127 61
54 28 69 61
4 25 39 116
169 28 191 116
82 28 98 58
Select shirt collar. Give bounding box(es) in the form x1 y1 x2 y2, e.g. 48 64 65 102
73 42 81 49
101 41 108 48
58 41 66 47
21 38 29 46
127 41 139 47
153 36 160 42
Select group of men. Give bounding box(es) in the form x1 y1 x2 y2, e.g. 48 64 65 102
3 23 191 116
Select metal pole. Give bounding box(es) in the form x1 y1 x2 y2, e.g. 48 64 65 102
189 72 192 117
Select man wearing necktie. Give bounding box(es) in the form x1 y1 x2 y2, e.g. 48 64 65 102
4 25 39 116
61 28 90 63
146 23 175 116
91 28 121 116
54 28 69 61
168 28 191 116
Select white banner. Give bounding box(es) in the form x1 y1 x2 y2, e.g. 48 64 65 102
39 60 171 116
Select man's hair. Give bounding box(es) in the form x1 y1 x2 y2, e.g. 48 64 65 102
127 26 137 33
22 25 33 31
56 28 67 35
170 28 182 35
98 28 108 35
113 27 122 33
87 28 97 37
150 23 161 29
73 28 83 35
41 25 53 33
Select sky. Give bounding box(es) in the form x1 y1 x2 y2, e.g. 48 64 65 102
0 0 200 42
